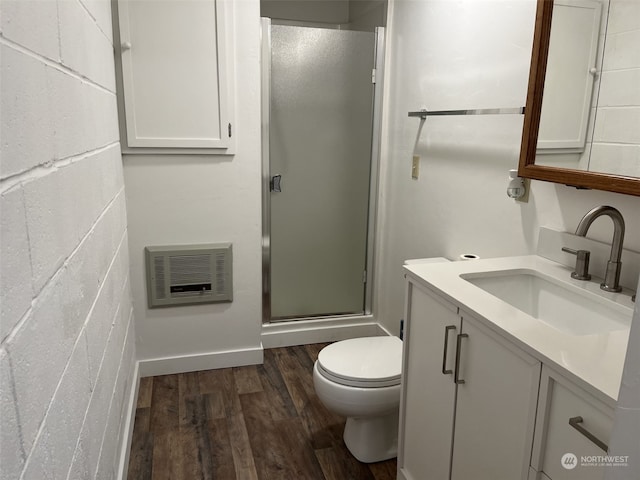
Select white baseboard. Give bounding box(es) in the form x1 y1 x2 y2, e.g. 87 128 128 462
138 346 264 377
116 362 139 480
261 316 389 348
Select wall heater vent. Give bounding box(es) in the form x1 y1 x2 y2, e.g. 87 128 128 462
145 243 232 308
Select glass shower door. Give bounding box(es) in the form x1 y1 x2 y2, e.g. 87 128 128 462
268 25 376 320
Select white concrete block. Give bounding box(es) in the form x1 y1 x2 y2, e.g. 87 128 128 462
101 146 125 208
23 167 80 293
46 67 91 160
598 69 640 107
6 282 78 454
82 83 120 151
0 348 26 480
590 144 640 178
77 392 107 479
603 30 640 71
0 46 55 179
65 157 106 246
66 436 91 480
0 188 33 341
20 337 91 480
113 319 135 416
95 416 118 480
0 0 60 60
23 149 123 294
607 0 640 35
82 312 125 476
593 107 640 144
96 374 125 480
78 0 114 43
107 194 128 257
97 320 135 480
58 0 116 91
46 68 119 160
85 257 123 382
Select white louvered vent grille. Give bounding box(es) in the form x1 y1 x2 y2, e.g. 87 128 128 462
154 256 166 300
215 252 226 293
170 254 212 285
145 243 232 307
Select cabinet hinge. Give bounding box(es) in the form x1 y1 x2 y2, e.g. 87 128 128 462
371 68 377 84
228 123 232 138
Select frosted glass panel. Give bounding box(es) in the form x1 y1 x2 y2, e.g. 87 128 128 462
270 26 375 319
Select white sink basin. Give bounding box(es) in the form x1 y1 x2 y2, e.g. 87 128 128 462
462 270 631 336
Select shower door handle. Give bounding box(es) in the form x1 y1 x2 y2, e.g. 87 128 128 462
270 175 282 192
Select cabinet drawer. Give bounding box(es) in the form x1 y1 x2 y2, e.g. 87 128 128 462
537 370 614 480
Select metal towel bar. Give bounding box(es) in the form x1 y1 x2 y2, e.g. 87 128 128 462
408 107 525 119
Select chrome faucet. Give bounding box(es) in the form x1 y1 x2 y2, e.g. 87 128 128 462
574 206 625 292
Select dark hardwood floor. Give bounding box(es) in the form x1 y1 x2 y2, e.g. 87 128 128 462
127 343 398 480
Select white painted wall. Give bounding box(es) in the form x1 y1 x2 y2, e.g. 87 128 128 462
606 284 640 478
0 1 136 478
122 0 264 369
261 0 349 24
348 0 387 31
375 0 640 337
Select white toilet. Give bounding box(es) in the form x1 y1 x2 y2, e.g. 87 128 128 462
313 336 403 463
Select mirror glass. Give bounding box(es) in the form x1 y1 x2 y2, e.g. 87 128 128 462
534 0 639 178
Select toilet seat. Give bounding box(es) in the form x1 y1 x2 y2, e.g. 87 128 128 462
316 336 402 388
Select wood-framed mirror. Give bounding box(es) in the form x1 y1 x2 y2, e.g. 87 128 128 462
518 0 640 197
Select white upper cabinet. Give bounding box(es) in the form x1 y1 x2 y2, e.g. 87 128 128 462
117 0 234 152
537 0 602 153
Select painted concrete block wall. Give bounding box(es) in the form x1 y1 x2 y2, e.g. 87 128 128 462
0 1 136 479
122 0 264 369
590 0 640 177
376 0 640 337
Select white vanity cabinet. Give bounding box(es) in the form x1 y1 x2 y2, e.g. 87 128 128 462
529 367 615 480
116 0 234 152
398 280 542 480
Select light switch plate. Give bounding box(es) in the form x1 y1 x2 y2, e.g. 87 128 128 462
412 155 419 179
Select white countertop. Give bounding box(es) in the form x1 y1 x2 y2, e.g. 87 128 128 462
404 255 635 406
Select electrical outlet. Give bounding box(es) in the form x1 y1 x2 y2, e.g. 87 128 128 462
412 155 420 179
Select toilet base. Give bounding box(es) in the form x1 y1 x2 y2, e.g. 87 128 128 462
343 410 399 463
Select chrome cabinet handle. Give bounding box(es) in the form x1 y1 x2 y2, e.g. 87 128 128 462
441 325 457 375
569 416 608 452
454 333 468 384
270 175 282 192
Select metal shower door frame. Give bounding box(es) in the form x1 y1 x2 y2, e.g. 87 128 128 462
260 18 386 324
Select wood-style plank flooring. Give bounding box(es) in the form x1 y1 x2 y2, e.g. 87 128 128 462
127 344 397 480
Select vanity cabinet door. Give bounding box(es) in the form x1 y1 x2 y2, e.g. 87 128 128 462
398 282 460 480
450 312 541 480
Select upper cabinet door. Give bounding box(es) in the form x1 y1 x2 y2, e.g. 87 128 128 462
536 0 601 153
117 0 234 150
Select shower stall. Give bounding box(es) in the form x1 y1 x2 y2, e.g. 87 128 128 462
262 19 385 323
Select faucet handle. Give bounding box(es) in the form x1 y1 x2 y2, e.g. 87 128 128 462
562 247 592 281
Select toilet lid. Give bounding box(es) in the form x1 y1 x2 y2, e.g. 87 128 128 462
317 336 402 388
